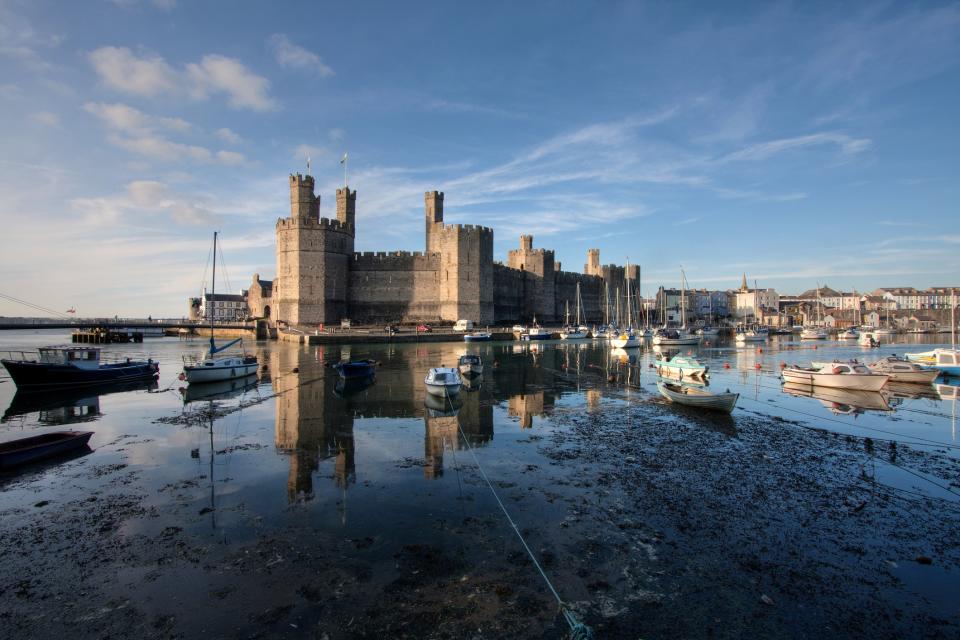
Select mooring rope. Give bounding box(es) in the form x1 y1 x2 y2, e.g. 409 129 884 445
445 390 593 639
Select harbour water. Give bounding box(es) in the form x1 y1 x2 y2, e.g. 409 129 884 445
1 329 958 638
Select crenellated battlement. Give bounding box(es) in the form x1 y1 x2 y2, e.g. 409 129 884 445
432 222 494 238
276 216 355 234
351 250 440 270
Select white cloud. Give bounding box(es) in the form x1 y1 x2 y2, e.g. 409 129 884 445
215 127 242 144
31 111 59 126
268 34 334 76
89 46 178 96
84 102 189 134
216 150 246 165
71 180 218 226
186 54 276 111
89 47 277 111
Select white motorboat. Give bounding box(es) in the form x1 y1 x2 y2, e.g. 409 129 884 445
905 349 960 376
858 331 879 347
837 328 859 339
424 367 462 397
800 327 828 340
457 354 483 376
872 327 896 336
183 232 258 384
697 327 720 337
781 362 889 391
525 325 552 340
866 356 940 384
656 380 739 413
655 355 708 381
463 331 492 342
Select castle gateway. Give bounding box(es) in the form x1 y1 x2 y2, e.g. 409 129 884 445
262 173 637 327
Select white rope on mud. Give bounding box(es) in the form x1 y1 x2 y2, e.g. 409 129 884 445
444 391 594 640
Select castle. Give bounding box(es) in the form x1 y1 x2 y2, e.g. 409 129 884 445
250 172 639 326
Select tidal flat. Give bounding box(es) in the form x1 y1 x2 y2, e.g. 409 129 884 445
1 331 959 638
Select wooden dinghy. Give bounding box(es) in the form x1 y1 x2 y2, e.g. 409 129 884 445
656 380 739 413
0 431 94 468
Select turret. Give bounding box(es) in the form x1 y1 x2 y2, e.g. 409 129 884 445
290 174 319 220
425 191 444 251
585 248 600 276
336 186 356 231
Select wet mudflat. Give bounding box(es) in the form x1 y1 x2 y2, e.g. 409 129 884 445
0 330 959 638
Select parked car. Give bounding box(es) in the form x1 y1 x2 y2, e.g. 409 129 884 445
417 324 432 333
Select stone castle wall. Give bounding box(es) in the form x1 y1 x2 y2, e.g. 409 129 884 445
553 271 605 324
348 251 443 323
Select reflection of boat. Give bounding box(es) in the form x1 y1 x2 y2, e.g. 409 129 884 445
424 392 462 417
3 378 158 424
424 367 462 396
657 379 738 413
885 381 940 401
1 346 159 389
334 374 376 398
458 354 483 376
462 373 483 391
782 363 888 391
180 373 258 403
655 355 708 380
936 382 959 400
333 359 377 379
0 431 94 468
782 382 892 413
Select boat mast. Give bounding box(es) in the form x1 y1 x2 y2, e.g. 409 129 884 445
209 231 217 354
952 288 956 350
604 282 609 326
680 268 686 330
625 261 633 329
575 281 582 326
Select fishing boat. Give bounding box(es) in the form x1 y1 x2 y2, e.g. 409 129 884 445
464 331 492 342
333 359 377 379
735 329 766 343
523 319 551 341
655 355 708 380
183 232 258 384
905 290 959 376
0 431 94 468
424 367 462 396
1 346 159 389
781 362 889 391
458 354 483 376
656 379 739 413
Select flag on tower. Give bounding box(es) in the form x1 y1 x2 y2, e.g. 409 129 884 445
306 155 311 173
340 152 347 164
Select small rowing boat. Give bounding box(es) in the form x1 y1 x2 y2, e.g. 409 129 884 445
333 359 377 379
656 380 739 413
424 367 462 397
0 431 94 468
458 354 483 376
782 362 889 391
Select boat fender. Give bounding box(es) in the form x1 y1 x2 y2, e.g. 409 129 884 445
178 372 185 381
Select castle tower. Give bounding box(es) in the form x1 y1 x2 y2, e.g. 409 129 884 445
336 187 356 228
507 235 557 322
424 191 444 252
275 173 353 325
585 248 601 276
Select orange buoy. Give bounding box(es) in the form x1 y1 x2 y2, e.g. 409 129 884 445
755 363 762 370
812 345 818 350
723 362 731 369
757 347 763 353
779 361 787 368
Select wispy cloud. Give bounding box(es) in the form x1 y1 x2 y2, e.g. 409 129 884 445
215 127 242 145
426 99 524 119
30 111 60 127
268 34 334 77
719 132 871 163
673 216 701 226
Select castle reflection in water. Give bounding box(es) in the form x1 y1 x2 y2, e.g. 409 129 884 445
269 341 607 502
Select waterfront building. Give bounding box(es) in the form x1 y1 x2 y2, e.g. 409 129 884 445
200 291 246 322
733 276 779 321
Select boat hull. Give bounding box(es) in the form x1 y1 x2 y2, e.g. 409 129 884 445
781 369 888 391
184 362 258 383
464 334 492 342
458 364 483 376
611 336 641 348
425 382 461 397
1 359 158 389
0 431 94 468
656 381 738 413
653 337 700 345
333 360 377 379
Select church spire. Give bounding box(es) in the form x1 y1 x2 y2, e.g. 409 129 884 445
741 273 748 291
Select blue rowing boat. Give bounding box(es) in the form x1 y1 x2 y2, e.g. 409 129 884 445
0 431 94 468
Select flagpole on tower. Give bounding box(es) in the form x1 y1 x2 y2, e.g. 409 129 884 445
306 155 311 175
341 151 348 189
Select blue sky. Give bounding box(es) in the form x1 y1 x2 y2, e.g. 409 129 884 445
0 0 958 317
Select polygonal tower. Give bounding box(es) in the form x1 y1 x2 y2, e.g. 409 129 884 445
274 174 355 326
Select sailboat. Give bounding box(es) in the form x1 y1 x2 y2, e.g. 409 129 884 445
653 269 700 345
183 232 259 384
638 265 653 338
610 262 641 348
561 282 588 339
697 292 719 337
800 283 828 340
